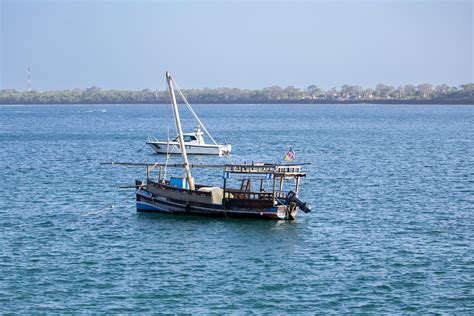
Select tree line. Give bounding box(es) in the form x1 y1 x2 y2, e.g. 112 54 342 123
1 83 472 104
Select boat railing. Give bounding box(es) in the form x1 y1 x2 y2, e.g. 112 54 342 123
275 165 302 174
224 164 305 177
274 191 287 199
224 165 275 173
147 136 159 143
224 189 274 200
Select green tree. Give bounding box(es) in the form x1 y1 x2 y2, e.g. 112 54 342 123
307 85 322 99
375 84 394 99
404 85 417 98
417 84 433 99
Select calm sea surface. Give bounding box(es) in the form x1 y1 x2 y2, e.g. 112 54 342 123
0 104 473 313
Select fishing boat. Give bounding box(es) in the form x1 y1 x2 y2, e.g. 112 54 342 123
109 72 311 220
146 79 231 156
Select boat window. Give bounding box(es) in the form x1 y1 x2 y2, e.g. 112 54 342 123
183 135 195 142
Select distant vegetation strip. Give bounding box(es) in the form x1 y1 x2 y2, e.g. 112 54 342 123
1 83 473 104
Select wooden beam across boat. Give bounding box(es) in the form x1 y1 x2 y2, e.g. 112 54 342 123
101 162 226 168
101 161 311 179
102 162 311 168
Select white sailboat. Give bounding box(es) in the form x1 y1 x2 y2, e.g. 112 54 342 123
146 80 232 156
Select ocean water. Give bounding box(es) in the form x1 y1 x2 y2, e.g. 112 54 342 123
0 104 473 313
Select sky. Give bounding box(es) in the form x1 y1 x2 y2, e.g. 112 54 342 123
1 0 472 91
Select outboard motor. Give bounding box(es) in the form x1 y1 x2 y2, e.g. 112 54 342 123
286 191 311 213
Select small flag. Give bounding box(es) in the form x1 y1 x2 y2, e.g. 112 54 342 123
284 148 296 162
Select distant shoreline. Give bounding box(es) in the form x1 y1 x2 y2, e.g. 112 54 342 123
1 99 472 105
2 83 473 105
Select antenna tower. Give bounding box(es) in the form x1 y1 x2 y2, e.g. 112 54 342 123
27 67 32 92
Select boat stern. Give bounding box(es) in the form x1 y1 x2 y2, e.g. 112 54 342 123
274 204 299 220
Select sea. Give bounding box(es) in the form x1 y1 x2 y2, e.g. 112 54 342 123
0 104 473 313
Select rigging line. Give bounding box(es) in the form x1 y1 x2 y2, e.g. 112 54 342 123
162 128 174 182
172 77 235 165
167 75 233 164
171 78 219 146
164 81 178 180
167 83 177 139
81 204 116 217
162 134 169 182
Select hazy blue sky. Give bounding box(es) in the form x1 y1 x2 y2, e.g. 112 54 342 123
1 0 472 91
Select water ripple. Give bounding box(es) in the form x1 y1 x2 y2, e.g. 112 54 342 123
0 105 473 313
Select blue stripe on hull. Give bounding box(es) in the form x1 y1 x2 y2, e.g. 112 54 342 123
137 201 171 213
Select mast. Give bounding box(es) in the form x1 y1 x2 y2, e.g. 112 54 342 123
165 71 195 190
